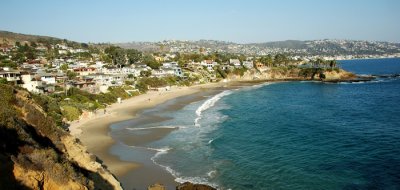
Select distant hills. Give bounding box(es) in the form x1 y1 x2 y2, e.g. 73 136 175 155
1 30 400 56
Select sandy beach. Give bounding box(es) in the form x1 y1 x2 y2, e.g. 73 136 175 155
68 82 228 188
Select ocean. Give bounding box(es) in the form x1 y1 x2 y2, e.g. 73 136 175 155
114 58 400 190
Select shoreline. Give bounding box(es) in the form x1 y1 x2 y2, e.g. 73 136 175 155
68 76 370 188
68 82 229 186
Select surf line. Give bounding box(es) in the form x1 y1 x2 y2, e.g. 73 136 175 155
194 90 232 127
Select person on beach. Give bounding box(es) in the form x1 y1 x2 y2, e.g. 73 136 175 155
148 98 151 102
104 109 106 114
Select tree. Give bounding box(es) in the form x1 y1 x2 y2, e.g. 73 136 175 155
80 43 89 49
142 55 160 69
66 71 78 80
329 60 337 68
105 46 126 66
274 54 288 66
259 55 273 67
60 64 69 71
126 49 142 65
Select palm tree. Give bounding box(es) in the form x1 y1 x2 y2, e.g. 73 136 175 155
329 60 337 68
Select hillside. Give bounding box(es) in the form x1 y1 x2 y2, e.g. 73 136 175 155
0 84 122 190
0 31 63 45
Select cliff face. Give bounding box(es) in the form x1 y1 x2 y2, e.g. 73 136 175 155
0 84 122 190
227 67 356 82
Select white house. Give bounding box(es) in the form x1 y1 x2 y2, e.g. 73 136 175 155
229 59 241 67
21 73 43 93
58 50 68 55
162 62 179 68
0 67 21 83
201 60 218 71
39 73 56 84
152 69 167 78
89 73 126 87
243 61 254 69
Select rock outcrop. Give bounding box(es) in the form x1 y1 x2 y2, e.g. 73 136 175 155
176 182 217 190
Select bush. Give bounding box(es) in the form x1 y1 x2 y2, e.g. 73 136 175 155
108 87 130 99
125 80 134 85
0 78 8 84
232 67 247 76
61 105 81 121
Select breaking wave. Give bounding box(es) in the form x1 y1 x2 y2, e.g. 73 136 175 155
194 90 232 127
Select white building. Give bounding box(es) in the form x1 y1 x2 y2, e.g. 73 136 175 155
39 73 56 84
21 73 43 93
243 61 254 69
229 59 241 67
0 67 21 83
200 60 218 71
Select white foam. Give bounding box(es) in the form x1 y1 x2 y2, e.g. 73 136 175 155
241 82 272 91
150 151 220 189
126 126 186 130
147 147 171 153
194 90 232 127
208 139 214 144
207 170 217 178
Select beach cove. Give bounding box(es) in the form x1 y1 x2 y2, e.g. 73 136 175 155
69 81 244 189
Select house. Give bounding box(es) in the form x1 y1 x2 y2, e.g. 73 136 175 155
162 62 179 68
92 61 105 69
255 62 269 72
122 67 140 76
23 59 45 69
88 73 126 88
73 67 96 76
20 73 44 93
152 69 167 78
52 59 67 68
152 66 183 78
219 63 229 71
185 61 201 70
174 67 183 77
58 49 68 54
243 61 254 69
229 59 241 67
39 73 56 84
201 60 218 71
255 62 264 69
0 67 21 83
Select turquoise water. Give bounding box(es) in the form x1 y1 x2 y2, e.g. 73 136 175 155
136 58 400 189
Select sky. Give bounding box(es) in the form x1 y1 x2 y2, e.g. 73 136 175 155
1 0 399 43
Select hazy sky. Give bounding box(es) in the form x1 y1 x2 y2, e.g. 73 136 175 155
1 0 399 43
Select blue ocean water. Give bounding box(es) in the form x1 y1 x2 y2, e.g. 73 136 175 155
149 58 400 189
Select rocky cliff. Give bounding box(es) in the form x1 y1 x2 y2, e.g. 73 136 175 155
227 67 357 82
0 84 122 190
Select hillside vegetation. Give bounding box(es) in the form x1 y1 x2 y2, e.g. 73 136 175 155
0 84 122 190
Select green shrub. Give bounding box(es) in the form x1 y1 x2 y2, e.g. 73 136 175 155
0 78 8 84
61 105 81 121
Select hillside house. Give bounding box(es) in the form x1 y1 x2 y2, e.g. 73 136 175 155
229 59 241 68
